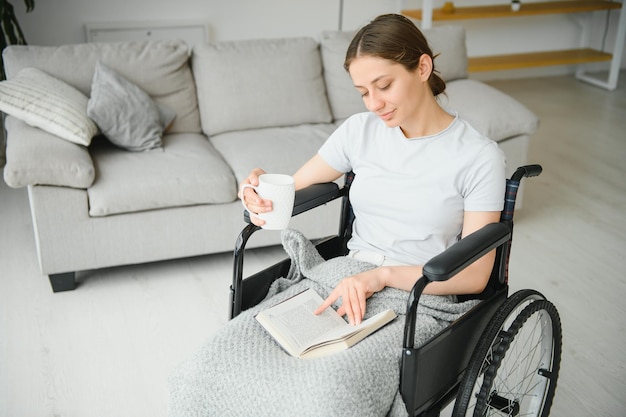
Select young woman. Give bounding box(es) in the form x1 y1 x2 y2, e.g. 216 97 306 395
240 14 506 326
170 14 507 417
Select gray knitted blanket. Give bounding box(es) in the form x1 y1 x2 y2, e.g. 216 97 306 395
168 229 479 417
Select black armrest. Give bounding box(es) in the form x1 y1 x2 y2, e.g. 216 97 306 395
403 222 511 348
234 181 345 318
244 182 343 223
292 182 343 216
423 222 511 282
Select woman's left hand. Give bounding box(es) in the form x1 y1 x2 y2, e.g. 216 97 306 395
314 268 387 325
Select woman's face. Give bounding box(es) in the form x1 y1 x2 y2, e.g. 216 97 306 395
349 55 430 130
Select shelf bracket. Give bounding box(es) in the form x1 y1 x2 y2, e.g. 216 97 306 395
421 0 433 29
576 1 626 90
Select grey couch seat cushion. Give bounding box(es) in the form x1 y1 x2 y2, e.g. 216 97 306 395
209 123 336 183
441 79 539 142
87 133 237 217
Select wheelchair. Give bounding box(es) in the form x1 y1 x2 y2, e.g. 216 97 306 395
230 164 562 417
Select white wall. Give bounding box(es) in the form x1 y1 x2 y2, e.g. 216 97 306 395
10 0 626 79
11 0 400 44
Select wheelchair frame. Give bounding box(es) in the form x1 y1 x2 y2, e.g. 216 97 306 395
230 165 561 417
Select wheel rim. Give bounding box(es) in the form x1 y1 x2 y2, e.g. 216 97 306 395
485 307 554 416
463 297 558 417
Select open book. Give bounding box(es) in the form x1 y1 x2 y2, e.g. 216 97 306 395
255 288 397 359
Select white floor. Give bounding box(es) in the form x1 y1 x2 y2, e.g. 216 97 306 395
1 72 625 417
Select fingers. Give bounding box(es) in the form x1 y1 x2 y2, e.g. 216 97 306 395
239 168 270 226
349 285 366 325
341 285 365 325
248 212 265 227
314 287 340 315
314 279 367 326
238 168 266 199
242 187 272 217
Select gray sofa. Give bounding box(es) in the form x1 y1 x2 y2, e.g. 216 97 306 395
0 25 538 292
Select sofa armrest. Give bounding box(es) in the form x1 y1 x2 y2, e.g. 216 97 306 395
3 116 95 189
442 79 539 142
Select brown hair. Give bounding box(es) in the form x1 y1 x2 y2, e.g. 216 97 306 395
344 14 446 96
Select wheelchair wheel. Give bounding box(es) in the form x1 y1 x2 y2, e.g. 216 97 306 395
452 289 562 417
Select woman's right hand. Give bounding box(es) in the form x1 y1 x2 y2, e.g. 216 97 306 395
238 168 271 227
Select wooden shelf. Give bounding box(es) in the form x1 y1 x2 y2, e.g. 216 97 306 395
403 0 625 88
402 0 621 21
468 48 613 71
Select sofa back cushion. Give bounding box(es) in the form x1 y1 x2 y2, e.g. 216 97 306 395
319 31 366 122
320 25 468 121
2 40 201 134
192 37 332 137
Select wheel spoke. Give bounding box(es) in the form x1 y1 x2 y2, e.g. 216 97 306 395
452 292 562 417
492 309 552 414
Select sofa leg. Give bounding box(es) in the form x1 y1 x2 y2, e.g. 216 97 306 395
49 272 76 292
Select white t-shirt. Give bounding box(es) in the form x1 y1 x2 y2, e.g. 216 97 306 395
318 112 506 265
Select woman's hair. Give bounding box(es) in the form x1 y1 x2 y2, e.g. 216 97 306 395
344 14 446 96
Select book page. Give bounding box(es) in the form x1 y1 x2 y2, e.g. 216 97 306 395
306 309 393 348
257 289 347 352
256 288 397 358
300 308 398 358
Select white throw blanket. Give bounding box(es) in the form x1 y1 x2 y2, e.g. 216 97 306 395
168 229 479 417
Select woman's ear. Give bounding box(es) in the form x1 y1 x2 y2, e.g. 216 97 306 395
417 53 433 81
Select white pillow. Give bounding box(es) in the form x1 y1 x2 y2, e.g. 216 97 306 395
0 67 98 146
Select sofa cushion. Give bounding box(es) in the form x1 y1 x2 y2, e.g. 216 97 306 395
87 133 237 217
0 67 98 146
3 116 95 188
87 61 175 151
192 37 333 136
423 25 469 82
2 40 201 134
441 79 539 141
210 123 336 183
320 25 469 121
319 31 366 121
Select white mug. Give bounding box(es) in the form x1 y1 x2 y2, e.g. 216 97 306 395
241 174 295 230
